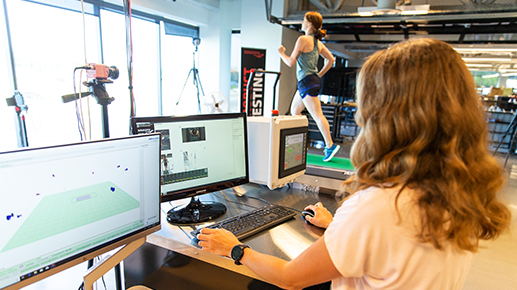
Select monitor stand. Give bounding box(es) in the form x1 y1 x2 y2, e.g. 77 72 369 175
166 197 226 224
83 237 145 290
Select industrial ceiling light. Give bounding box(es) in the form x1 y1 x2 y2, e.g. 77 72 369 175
462 57 512 62
465 64 494 67
455 48 517 52
482 73 501 78
358 0 429 17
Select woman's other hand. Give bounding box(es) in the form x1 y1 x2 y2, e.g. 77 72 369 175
304 202 333 229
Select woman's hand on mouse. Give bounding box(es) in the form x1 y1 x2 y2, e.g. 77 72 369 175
197 228 240 257
304 202 333 229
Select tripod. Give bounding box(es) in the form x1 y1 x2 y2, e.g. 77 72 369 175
492 113 517 168
175 38 204 114
61 78 114 139
5 91 29 147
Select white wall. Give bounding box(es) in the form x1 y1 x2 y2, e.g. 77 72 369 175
240 0 286 115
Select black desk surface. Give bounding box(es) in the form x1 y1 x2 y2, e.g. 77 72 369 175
146 182 343 282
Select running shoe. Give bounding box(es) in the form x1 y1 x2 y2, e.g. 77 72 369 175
323 144 340 162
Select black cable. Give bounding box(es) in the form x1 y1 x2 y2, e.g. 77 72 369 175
72 67 85 141
101 275 107 290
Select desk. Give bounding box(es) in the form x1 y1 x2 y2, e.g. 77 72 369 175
145 183 342 282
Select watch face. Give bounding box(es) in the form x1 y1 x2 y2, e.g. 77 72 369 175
231 245 244 261
231 244 249 265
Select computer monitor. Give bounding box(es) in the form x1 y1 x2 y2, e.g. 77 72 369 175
0 134 161 290
131 113 249 224
247 115 308 189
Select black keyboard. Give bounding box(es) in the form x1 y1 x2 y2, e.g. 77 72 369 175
190 204 297 240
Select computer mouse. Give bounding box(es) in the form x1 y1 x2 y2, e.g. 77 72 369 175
301 209 315 223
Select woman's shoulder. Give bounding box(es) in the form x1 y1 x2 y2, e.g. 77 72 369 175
297 35 313 43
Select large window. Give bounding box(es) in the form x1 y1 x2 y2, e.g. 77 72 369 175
161 34 200 116
5 0 100 147
100 9 160 138
0 0 197 152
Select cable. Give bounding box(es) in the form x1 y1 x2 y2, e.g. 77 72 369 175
123 0 136 129
72 68 86 140
78 69 87 140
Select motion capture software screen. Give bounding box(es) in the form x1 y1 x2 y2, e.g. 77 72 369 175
0 135 160 289
153 117 246 195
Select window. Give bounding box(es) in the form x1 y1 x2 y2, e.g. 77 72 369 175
100 9 160 137
230 32 241 112
161 34 200 116
1 0 200 151
5 0 100 147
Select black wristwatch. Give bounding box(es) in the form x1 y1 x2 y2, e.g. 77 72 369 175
231 244 250 265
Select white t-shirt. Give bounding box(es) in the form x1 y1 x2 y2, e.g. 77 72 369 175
324 186 474 290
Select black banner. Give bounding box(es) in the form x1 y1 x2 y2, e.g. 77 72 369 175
241 47 266 116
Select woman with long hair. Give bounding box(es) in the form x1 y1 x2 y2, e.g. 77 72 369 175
278 11 340 162
197 38 511 290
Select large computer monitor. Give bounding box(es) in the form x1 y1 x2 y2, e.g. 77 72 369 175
131 113 249 224
0 134 161 290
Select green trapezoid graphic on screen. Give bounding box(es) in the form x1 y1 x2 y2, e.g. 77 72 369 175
1 182 140 253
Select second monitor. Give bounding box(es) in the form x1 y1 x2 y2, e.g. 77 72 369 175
131 113 249 224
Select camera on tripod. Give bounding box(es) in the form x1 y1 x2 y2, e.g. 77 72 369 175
86 63 119 80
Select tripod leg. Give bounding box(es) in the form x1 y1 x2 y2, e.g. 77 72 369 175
193 69 204 113
175 69 194 112
493 130 509 156
503 126 517 168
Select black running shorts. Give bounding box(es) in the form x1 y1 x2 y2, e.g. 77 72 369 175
297 74 321 99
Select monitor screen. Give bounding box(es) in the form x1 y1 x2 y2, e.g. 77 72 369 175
278 127 308 179
0 134 161 290
131 113 249 224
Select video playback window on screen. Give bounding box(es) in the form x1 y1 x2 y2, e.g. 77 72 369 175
135 115 247 198
0 135 160 289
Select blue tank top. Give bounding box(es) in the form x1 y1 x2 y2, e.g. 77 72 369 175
296 35 319 81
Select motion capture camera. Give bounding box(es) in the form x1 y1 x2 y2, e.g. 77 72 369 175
86 63 119 80
192 37 201 47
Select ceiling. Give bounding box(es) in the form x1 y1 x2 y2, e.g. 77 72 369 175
269 0 517 70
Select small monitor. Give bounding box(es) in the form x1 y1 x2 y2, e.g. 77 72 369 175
278 127 307 179
131 113 249 224
0 134 161 290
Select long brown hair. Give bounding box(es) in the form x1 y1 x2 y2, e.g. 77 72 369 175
305 11 327 40
345 38 511 252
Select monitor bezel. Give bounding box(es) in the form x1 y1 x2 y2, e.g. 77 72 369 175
131 113 250 203
0 134 162 290
278 126 308 179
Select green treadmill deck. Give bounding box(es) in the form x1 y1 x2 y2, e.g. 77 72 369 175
306 153 355 171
